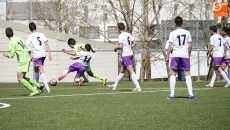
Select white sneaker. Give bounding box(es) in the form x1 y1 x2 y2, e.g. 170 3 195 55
223 84 229 87
132 88 141 92
44 90 51 93
108 85 116 91
205 84 213 87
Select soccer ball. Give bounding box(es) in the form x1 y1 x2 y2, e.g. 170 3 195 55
50 79 57 86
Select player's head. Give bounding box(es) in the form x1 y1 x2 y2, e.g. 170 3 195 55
29 22 36 32
67 38 76 48
85 44 95 53
209 26 217 35
117 22 125 33
221 27 230 36
5 27 14 38
175 16 183 27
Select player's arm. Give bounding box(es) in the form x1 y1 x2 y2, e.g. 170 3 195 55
3 42 15 58
166 42 173 62
62 49 77 56
208 37 214 58
70 57 80 60
114 43 123 52
188 42 192 58
131 40 137 48
44 41 53 60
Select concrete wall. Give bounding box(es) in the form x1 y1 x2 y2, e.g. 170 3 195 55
0 23 118 83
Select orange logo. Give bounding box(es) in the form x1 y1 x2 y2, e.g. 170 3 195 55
213 2 228 17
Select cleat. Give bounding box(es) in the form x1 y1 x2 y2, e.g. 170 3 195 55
102 77 107 85
108 85 116 91
166 95 175 99
132 88 141 92
83 80 89 83
37 84 44 92
205 84 213 87
44 90 50 93
223 84 229 87
58 75 66 81
79 78 83 86
29 90 40 96
189 95 196 99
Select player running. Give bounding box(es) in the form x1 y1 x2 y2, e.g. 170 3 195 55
2 27 43 96
166 16 195 99
107 22 141 92
57 44 94 86
66 38 107 85
27 22 53 93
206 26 230 87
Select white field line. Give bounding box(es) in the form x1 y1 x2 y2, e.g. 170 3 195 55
0 88 212 100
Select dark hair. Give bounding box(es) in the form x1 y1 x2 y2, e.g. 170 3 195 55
175 16 183 27
67 38 76 46
5 27 14 38
85 44 95 53
222 27 230 34
117 22 125 30
210 26 217 32
29 22 36 32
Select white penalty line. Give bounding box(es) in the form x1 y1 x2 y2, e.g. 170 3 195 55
0 88 211 100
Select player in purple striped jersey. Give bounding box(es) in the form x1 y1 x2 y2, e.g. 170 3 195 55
206 27 230 87
108 22 141 92
166 16 195 99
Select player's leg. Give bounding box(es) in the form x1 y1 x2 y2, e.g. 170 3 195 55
34 67 39 82
58 62 78 81
35 57 50 92
167 57 179 99
74 65 86 86
221 61 228 87
86 65 107 85
108 65 125 90
17 63 41 96
215 57 230 86
182 58 195 99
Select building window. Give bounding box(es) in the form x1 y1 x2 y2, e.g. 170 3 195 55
108 26 118 38
79 26 100 39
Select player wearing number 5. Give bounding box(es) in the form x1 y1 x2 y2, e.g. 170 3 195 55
27 22 53 93
108 22 141 92
206 26 230 87
166 16 195 99
2 27 43 96
58 44 94 86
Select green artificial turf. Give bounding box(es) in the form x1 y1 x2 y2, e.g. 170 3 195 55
0 81 229 130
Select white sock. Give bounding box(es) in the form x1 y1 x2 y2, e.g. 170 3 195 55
228 70 230 78
35 72 39 82
170 75 176 96
185 76 193 96
131 73 141 89
63 70 68 75
221 71 230 84
40 73 50 91
210 70 217 86
75 78 80 82
113 73 124 88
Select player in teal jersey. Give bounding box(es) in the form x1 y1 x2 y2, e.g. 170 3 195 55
67 38 107 85
2 27 43 96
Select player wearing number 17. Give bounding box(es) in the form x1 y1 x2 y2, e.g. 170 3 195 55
58 44 94 86
166 16 195 99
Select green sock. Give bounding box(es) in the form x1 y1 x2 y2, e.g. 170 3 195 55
93 73 104 80
24 77 41 87
20 79 36 92
82 74 89 81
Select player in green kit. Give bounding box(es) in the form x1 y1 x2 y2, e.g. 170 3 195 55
67 38 107 85
2 27 43 96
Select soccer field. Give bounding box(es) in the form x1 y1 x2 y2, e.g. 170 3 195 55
0 81 230 130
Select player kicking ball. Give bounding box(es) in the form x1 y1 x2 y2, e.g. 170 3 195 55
66 38 107 85
58 44 94 86
166 16 195 99
2 27 43 96
107 22 141 92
